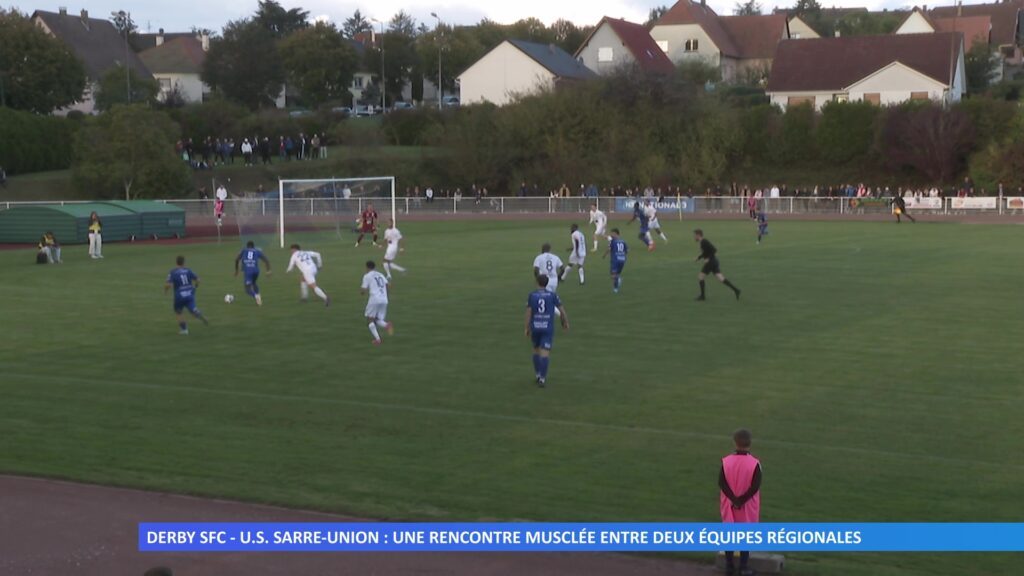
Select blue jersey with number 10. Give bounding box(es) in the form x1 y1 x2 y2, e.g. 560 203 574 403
168 268 198 299
239 248 264 273
610 238 628 263
527 289 561 334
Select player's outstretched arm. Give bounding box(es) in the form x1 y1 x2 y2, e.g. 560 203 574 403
234 254 241 276
261 254 272 274
558 306 569 330
524 308 533 337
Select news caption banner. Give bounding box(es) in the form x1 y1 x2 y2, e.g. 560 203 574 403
140 523 1024 553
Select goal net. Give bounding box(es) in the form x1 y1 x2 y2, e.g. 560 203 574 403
277 177 396 248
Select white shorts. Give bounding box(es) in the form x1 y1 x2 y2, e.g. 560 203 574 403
594 225 607 237
385 245 399 261
301 270 318 285
545 277 559 293
365 300 388 320
569 252 586 266
649 218 661 230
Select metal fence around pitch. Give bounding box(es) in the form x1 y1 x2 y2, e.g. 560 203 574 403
2 197 1020 218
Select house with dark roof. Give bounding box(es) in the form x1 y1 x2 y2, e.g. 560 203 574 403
649 0 806 83
930 0 1023 65
32 7 153 114
575 17 676 75
766 32 965 110
138 33 210 103
458 39 596 106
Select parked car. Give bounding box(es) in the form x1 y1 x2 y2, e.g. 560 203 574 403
355 105 377 117
392 101 414 111
442 96 460 108
288 109 313 118
331 106 353 118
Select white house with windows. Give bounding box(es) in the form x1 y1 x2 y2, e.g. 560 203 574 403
459 39 595 106
766 32 966 110
575 16 675 75
138 33 210 103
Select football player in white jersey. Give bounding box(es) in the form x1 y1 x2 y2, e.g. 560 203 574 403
382 219 407 279
286 244 330 306
589 203 608 252
532 243 565 293
560 223 587 286
361 260 393 345
646 201 668 243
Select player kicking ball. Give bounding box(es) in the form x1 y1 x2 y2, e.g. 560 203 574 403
589 203 608 252
533 243 565 293
235 241 272 306
561 224 587 286
646 201 668 244
287 244 330 306
756 212 768 245
525 275 569 388
165 255 208 335
361 261 393 345
694 230 741 302
628 201 655 252
603 228 628 293
382 219 407 279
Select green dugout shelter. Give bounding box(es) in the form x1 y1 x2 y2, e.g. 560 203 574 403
0 201 185 244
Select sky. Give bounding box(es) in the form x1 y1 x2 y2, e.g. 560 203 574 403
20 0 947 33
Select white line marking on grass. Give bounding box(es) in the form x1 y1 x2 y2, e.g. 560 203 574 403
9 372 1021 471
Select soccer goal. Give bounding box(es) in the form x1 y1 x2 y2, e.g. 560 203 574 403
277 177 396 248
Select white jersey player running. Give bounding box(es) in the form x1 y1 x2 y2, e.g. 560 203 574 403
286 244 330 306
560 224 587 286
646 202 668 243
361 260 393 345
532 243 565 293
589 204 608 252
382 220 407 279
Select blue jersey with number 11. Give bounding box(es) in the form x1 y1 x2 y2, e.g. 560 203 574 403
168 268 198 299
527 289 561 334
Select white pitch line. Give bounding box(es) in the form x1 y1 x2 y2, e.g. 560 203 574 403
7 372 1021 472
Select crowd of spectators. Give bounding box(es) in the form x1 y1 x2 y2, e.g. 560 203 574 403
175 133 328 170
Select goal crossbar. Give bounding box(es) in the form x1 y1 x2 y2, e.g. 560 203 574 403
278 176 396 248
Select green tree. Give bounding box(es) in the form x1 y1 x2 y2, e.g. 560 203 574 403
816 101 878 164
0 8 86 113
417 25 486 95
733 0 763 15
965 40 1000 94
73 105 190 199
94 66 160 111
342 9 372 38
389 10 418 37
202 19 286 109
254 0 309 37
550 19 589 54
646 6 669 27
363 14 419 105
280 22 358 108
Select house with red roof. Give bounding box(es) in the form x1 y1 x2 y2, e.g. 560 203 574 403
649 0 806 83
765 32 966 110
138 32 210 103
574 17 676 76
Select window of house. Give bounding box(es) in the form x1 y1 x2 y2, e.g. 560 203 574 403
910 91 929 101
787 96 814 107
159 78 171 92
684 39 699 52
598 47 614 62
863 93 881 105
353 76 364 88
833 93 848 103
656 40 669 53
791 32 802 39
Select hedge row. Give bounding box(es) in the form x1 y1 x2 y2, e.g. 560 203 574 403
0 107 78 175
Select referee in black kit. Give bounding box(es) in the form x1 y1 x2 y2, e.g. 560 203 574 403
694 230 741 301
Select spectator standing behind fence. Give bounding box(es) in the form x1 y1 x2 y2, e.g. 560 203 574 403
88 212 103 259
0 166 7 188
425 187 434 203
719 428 762 576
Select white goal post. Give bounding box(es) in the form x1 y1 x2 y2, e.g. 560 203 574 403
278 177 396 248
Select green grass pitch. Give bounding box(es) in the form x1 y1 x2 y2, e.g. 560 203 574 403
2 218 1022 576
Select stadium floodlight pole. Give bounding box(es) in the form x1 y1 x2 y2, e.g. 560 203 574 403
371 18 385 112
431 12 442 111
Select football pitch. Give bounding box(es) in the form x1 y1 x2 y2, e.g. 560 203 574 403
2 218 1022 576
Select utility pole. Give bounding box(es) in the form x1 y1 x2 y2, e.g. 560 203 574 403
431 12 442 110
371 18 385 112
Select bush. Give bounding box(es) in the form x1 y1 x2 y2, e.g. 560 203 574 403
816 101 879 165
780 103 816 164
381 109 444 146
0 107 77 175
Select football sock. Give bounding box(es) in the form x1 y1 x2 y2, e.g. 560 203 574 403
724 279 740 294
356 234 364 244
314 287 328 301
659 232 668 242
578 268 585 284
375 320 388 328
390 263 406 273
300 283 310 299
246 285 255 297
178 322 187 331
614 276 621 290
593 240 598 251
699 280 706 297
384 263 392 277
539 356 550 378
532 354 541 376
369 323 380 341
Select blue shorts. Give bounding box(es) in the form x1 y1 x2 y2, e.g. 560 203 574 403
174 296 197 314
243 270 260 285
639 225 649 235
758 225 768 234
531 331 553 351
611 262 625 275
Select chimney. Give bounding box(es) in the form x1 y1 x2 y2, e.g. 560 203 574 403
80 9 88 21
156 28 165 46
201 32 210 52
957 1 962 16
834 29 841 37
58 6 67 15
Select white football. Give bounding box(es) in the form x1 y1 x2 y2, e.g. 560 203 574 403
224 294 235 304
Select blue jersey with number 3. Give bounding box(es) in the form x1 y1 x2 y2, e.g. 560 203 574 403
168 268 198 299
527 289 561 334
